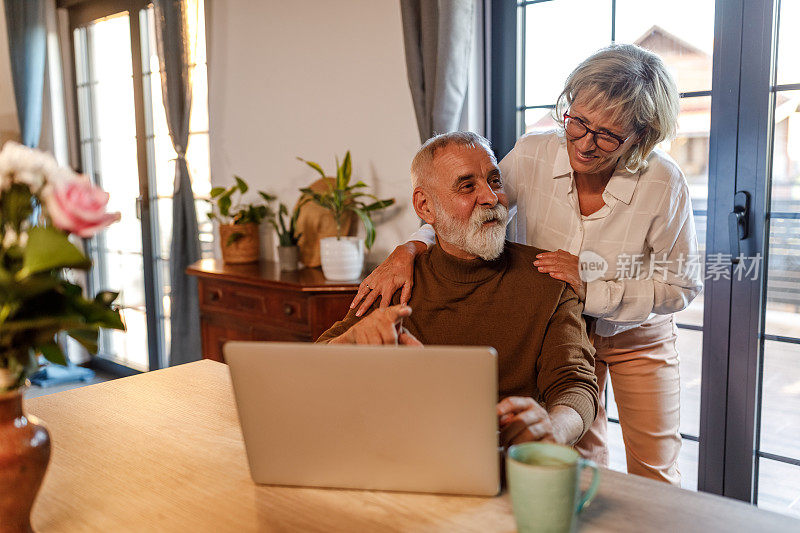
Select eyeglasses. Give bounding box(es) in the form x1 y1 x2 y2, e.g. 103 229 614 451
563 113 632 153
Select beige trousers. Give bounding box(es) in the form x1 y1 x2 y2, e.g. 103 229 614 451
575 314 682 486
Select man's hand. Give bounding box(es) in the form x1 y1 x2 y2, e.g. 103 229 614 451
497 397 557 447
497 398 584 447
329 304 423 346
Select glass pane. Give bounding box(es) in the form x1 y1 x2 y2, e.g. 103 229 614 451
75 12 150 372
668 96 710 329
102 252 146 309
770 90 800 213
100 308 148 372
776 1 800 87
189 64 209 132
759 340 800 459
615 0 715 94
766 89 800 338
676 328 702 437
187 132 211 196
757 458 800 519
765 218 800 339
523 108 558 135
156 197 172 259
522 0 612 106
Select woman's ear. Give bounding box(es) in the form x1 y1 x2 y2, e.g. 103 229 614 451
413 188 435 225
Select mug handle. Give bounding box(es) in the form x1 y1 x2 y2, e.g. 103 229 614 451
575 459 601 514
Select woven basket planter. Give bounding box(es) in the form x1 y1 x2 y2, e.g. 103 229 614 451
219 223 259 264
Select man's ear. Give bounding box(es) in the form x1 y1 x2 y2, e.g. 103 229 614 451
412 187 435 225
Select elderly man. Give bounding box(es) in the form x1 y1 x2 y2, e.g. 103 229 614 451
317 132 598 448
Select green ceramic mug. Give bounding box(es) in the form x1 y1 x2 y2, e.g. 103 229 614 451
506 442 601 533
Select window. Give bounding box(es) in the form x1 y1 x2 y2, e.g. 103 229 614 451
68 0 211 372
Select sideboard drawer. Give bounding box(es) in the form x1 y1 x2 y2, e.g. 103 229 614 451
189 259 364 361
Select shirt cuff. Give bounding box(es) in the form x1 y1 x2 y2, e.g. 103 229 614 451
548 391 598 439
583 279 610 317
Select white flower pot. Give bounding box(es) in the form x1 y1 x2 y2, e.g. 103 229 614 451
320 236 364 281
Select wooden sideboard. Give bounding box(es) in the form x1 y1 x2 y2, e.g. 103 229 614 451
187 259 366 362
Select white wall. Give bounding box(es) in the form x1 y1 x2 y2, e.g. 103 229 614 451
206 0 421 262
0 0 20 145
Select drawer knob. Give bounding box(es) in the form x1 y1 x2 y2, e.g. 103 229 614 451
283 304 294 316
209 289 222 302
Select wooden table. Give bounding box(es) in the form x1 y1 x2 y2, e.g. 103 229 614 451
27 360 799 532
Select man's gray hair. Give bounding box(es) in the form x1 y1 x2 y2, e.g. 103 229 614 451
554 43 679 173
410 131 494 189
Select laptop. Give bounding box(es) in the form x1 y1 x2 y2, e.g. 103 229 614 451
224 341 500 496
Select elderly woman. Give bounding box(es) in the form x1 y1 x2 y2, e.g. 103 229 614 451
350 44 702 485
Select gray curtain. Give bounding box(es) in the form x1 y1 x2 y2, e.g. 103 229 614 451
152 0 201 366
400 0 475 143
4 0 47 147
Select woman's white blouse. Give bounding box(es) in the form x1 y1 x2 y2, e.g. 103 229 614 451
408 131 703 337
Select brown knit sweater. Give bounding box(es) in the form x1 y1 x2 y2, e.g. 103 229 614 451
317 241 599 435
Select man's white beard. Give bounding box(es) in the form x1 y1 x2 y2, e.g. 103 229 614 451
433 202 509 261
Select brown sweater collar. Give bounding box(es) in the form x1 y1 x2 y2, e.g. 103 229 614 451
429 242 508 284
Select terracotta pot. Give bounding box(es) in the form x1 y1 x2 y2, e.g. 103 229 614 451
219 223 259 264
0 386 51 533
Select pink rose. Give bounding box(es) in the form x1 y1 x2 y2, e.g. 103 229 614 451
43 176 121 237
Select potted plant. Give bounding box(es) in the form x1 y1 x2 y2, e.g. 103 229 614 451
298 151 394 280
207 176 274 264
0 141 124 530
267 201 303 271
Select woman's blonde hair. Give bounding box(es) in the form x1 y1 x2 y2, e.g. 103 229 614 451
554 43 679 173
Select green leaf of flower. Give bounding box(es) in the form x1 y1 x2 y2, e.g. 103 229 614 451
67 328 99 354
39 342 68 366
18 227 91 279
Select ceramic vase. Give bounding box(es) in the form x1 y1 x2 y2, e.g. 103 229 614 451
0 378 51 533
319 236 364 281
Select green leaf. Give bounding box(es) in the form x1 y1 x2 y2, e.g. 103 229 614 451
341 151 352 186
352 207 376 249
1 275 60 299
350 181 368 189
218 194 232 217
297 158 327 179
258 191 277 203
18 227 91 279
362 198 395 211
209 186 226 198
234 175 248 193
226 232 244 246
67 328 99 354
335 155 343 191
94 291 119 306
39 342 68 366
1 183 34 231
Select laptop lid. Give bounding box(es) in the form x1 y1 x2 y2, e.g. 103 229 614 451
225 341 499 496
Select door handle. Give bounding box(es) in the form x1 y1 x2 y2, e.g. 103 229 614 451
135 196 143 220
728 191 750 262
